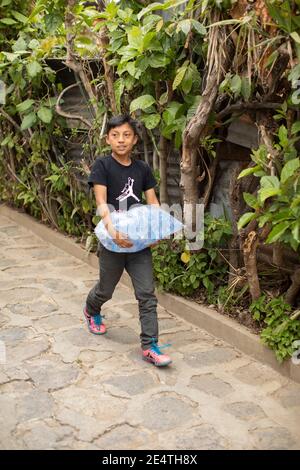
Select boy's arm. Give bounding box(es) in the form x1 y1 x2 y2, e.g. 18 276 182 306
93 185 133 248
93 184 116 237
145 188 160 206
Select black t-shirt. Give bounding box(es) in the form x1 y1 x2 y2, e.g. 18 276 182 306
87 154 157 211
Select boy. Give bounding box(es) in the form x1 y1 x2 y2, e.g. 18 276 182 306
84 114 172 367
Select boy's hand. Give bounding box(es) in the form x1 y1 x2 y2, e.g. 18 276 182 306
113 230 133 248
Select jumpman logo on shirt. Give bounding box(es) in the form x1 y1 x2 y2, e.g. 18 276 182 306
116 177 140 202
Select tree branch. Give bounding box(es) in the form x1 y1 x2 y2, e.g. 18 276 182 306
216 101 286 120
55 83 92 129
0 107 22 132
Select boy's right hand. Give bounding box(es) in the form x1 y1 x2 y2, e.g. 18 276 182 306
112 230 133 248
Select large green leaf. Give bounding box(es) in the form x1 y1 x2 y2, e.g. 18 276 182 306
237 212 256 230
137 0 188 20
260 175 280 189
278 125 289 146
173 61 189 90
27 61 42 78
181 67 193 94
20 113 37 131
12 37 27 52
1 52 17 62
272 209 292 222
243 192 259 209
288 64 300 83
266 221 290 244
177 19 192 35
230 74 242 96
291 31 300 44
114 79 125 113
118 46 138 63
291 121 300 135
11 10 28 24
162 101 182 125
142 114 161 130
238 165 261 179
0 18 17 25
149 54 169 68
266 0 292 33
130 95 156 113
16 99 35 113
37 107 53 124
128 26 143 51
281 158 300 183
241 76 251 101
44 13 63 34
143 32 157 51
126 62 136 77
28 39 40 50
258 187 281 203
191 19 206 35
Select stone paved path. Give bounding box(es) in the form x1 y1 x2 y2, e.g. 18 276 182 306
0 213 300 450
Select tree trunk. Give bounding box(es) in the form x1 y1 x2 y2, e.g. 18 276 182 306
181 26 233 231
158 135 169 204
243 230 261 300
153 148 159 172
228 165 244 285
96 25 117 115
285 268 300 306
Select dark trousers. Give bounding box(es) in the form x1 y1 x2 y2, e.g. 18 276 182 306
85 242 159 350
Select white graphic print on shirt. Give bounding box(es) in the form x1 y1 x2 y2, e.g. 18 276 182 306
116 177 140 202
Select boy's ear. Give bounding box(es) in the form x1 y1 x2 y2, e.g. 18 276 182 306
106 135 110 145
133 134 138 145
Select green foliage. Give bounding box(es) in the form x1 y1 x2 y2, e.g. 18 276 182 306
101 0 204 148
220 73 252 101
237 111 300 252
213 283 249 313
0 0 98 240
152 214 231 296
250 295 300 363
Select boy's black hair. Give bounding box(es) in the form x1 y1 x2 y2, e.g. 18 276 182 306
106 114 139 136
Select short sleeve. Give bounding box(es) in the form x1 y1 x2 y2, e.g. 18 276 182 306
87 158 107 189
143 163 157 191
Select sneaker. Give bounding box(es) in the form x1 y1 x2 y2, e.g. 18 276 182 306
142 342 172 367
83 306 106 335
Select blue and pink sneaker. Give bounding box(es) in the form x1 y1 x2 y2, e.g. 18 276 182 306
142 341 172 367
83 306 106 335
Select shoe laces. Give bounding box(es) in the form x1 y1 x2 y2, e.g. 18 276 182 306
149 338 172 355
92 314 103 326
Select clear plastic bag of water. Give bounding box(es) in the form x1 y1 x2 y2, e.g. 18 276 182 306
95 205 184 253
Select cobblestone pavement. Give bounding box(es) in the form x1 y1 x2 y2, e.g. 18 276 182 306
0 213 300 450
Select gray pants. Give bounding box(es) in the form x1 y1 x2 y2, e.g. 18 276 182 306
85 242 159 350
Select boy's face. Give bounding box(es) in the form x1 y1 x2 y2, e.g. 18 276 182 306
106 123 138 158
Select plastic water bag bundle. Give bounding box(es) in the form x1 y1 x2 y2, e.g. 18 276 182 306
95 204 184 253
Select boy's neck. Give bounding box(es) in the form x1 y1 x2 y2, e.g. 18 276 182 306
111 152 132 165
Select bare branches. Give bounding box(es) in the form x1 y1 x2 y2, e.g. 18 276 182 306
55 83 92 129
216 101 285 120
0 107 22 132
